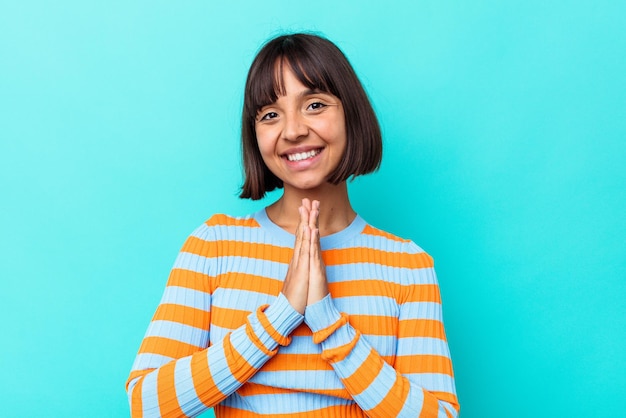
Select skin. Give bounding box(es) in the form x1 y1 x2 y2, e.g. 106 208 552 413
254 64 356 314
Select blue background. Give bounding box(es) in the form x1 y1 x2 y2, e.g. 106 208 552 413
1 1 624 417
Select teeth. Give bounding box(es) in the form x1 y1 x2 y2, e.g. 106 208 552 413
286 149 321 162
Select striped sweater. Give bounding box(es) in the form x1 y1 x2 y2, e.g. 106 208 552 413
127 209 459 417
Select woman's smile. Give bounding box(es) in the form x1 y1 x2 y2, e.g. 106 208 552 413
283 147 323 162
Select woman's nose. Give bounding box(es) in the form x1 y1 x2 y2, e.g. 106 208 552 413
281 111 309 142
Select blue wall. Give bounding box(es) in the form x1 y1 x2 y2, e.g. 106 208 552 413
1 1 624 416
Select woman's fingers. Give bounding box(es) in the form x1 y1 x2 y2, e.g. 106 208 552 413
282 202 311 314
309 200 319 230
307 226 329 306
307 201 328 306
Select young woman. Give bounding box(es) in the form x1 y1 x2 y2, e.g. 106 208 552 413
127 33 459 418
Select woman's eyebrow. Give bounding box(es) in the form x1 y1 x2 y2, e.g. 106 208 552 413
299 88 328 98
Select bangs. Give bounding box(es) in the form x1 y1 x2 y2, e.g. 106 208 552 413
245 41 337 120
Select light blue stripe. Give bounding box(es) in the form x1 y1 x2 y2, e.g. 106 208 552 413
333 232 422 253
353 362 395 410
396 386 424 417
333 295 398 315
212 332 320 355
207 341 240 396
405 372 457 394
132 352 173 371
212 287 275 310
442 402 459 418
438 405 453 418
249 369 344 390
140 370 160 417
211 326 395 357
172 252 212 274
174 254 436 287
223 391 353 414
399 302 442 320
359 334 397 356
279 335 322 354
187 223 213 241
326 263 437 285
330 332 371 377
174 356 206 418
208 324 231 344
396 336 451 357
159 286 210 311
145 320 209 348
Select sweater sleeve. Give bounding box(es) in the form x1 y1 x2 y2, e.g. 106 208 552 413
304 268 459 417
126 225 303 418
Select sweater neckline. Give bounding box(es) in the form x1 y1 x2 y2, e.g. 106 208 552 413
254 208 366 249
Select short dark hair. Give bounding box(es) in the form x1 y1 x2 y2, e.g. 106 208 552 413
239 33 382 200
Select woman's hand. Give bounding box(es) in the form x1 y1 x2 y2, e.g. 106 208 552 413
281 201 311 314
307 200 329 306
281 199 329 313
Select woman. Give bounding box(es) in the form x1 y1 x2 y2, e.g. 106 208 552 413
127 33 459 417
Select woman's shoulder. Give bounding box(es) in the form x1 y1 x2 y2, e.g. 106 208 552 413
357 221 434 268
204 213 260 228
187 212 262 241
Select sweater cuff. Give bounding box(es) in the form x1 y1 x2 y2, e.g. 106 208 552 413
259 293 303 345
304 294 343 333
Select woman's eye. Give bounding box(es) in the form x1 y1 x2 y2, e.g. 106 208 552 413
307 102 326 111
259 111 278 121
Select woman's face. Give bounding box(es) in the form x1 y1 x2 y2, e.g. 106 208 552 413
254 64 347 194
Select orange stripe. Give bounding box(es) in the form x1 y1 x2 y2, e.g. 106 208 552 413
261 353 332 372
292 323 313 337
237 383 294 396
139 336 201 359
361 224 410 242
126 369 150 390
323 247 433 269
367 373 410 417
329 281 440 303
419 388 440 418
211 306 249 329
394 354 454 376
180 238 434 269
206 214 260 228
341 348 383 395
130 374 144 418
166 269 211 293
349 314 398 336
399 319 446 339
215 272 282 295
403 284 441 303
329 280 401 299
152 303 210 330
432 391 460 412
157 361 185 417
246 321 276 356
190 348 223 406
182 238 292 263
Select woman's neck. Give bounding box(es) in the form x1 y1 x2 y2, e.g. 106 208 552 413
266 182 356 236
